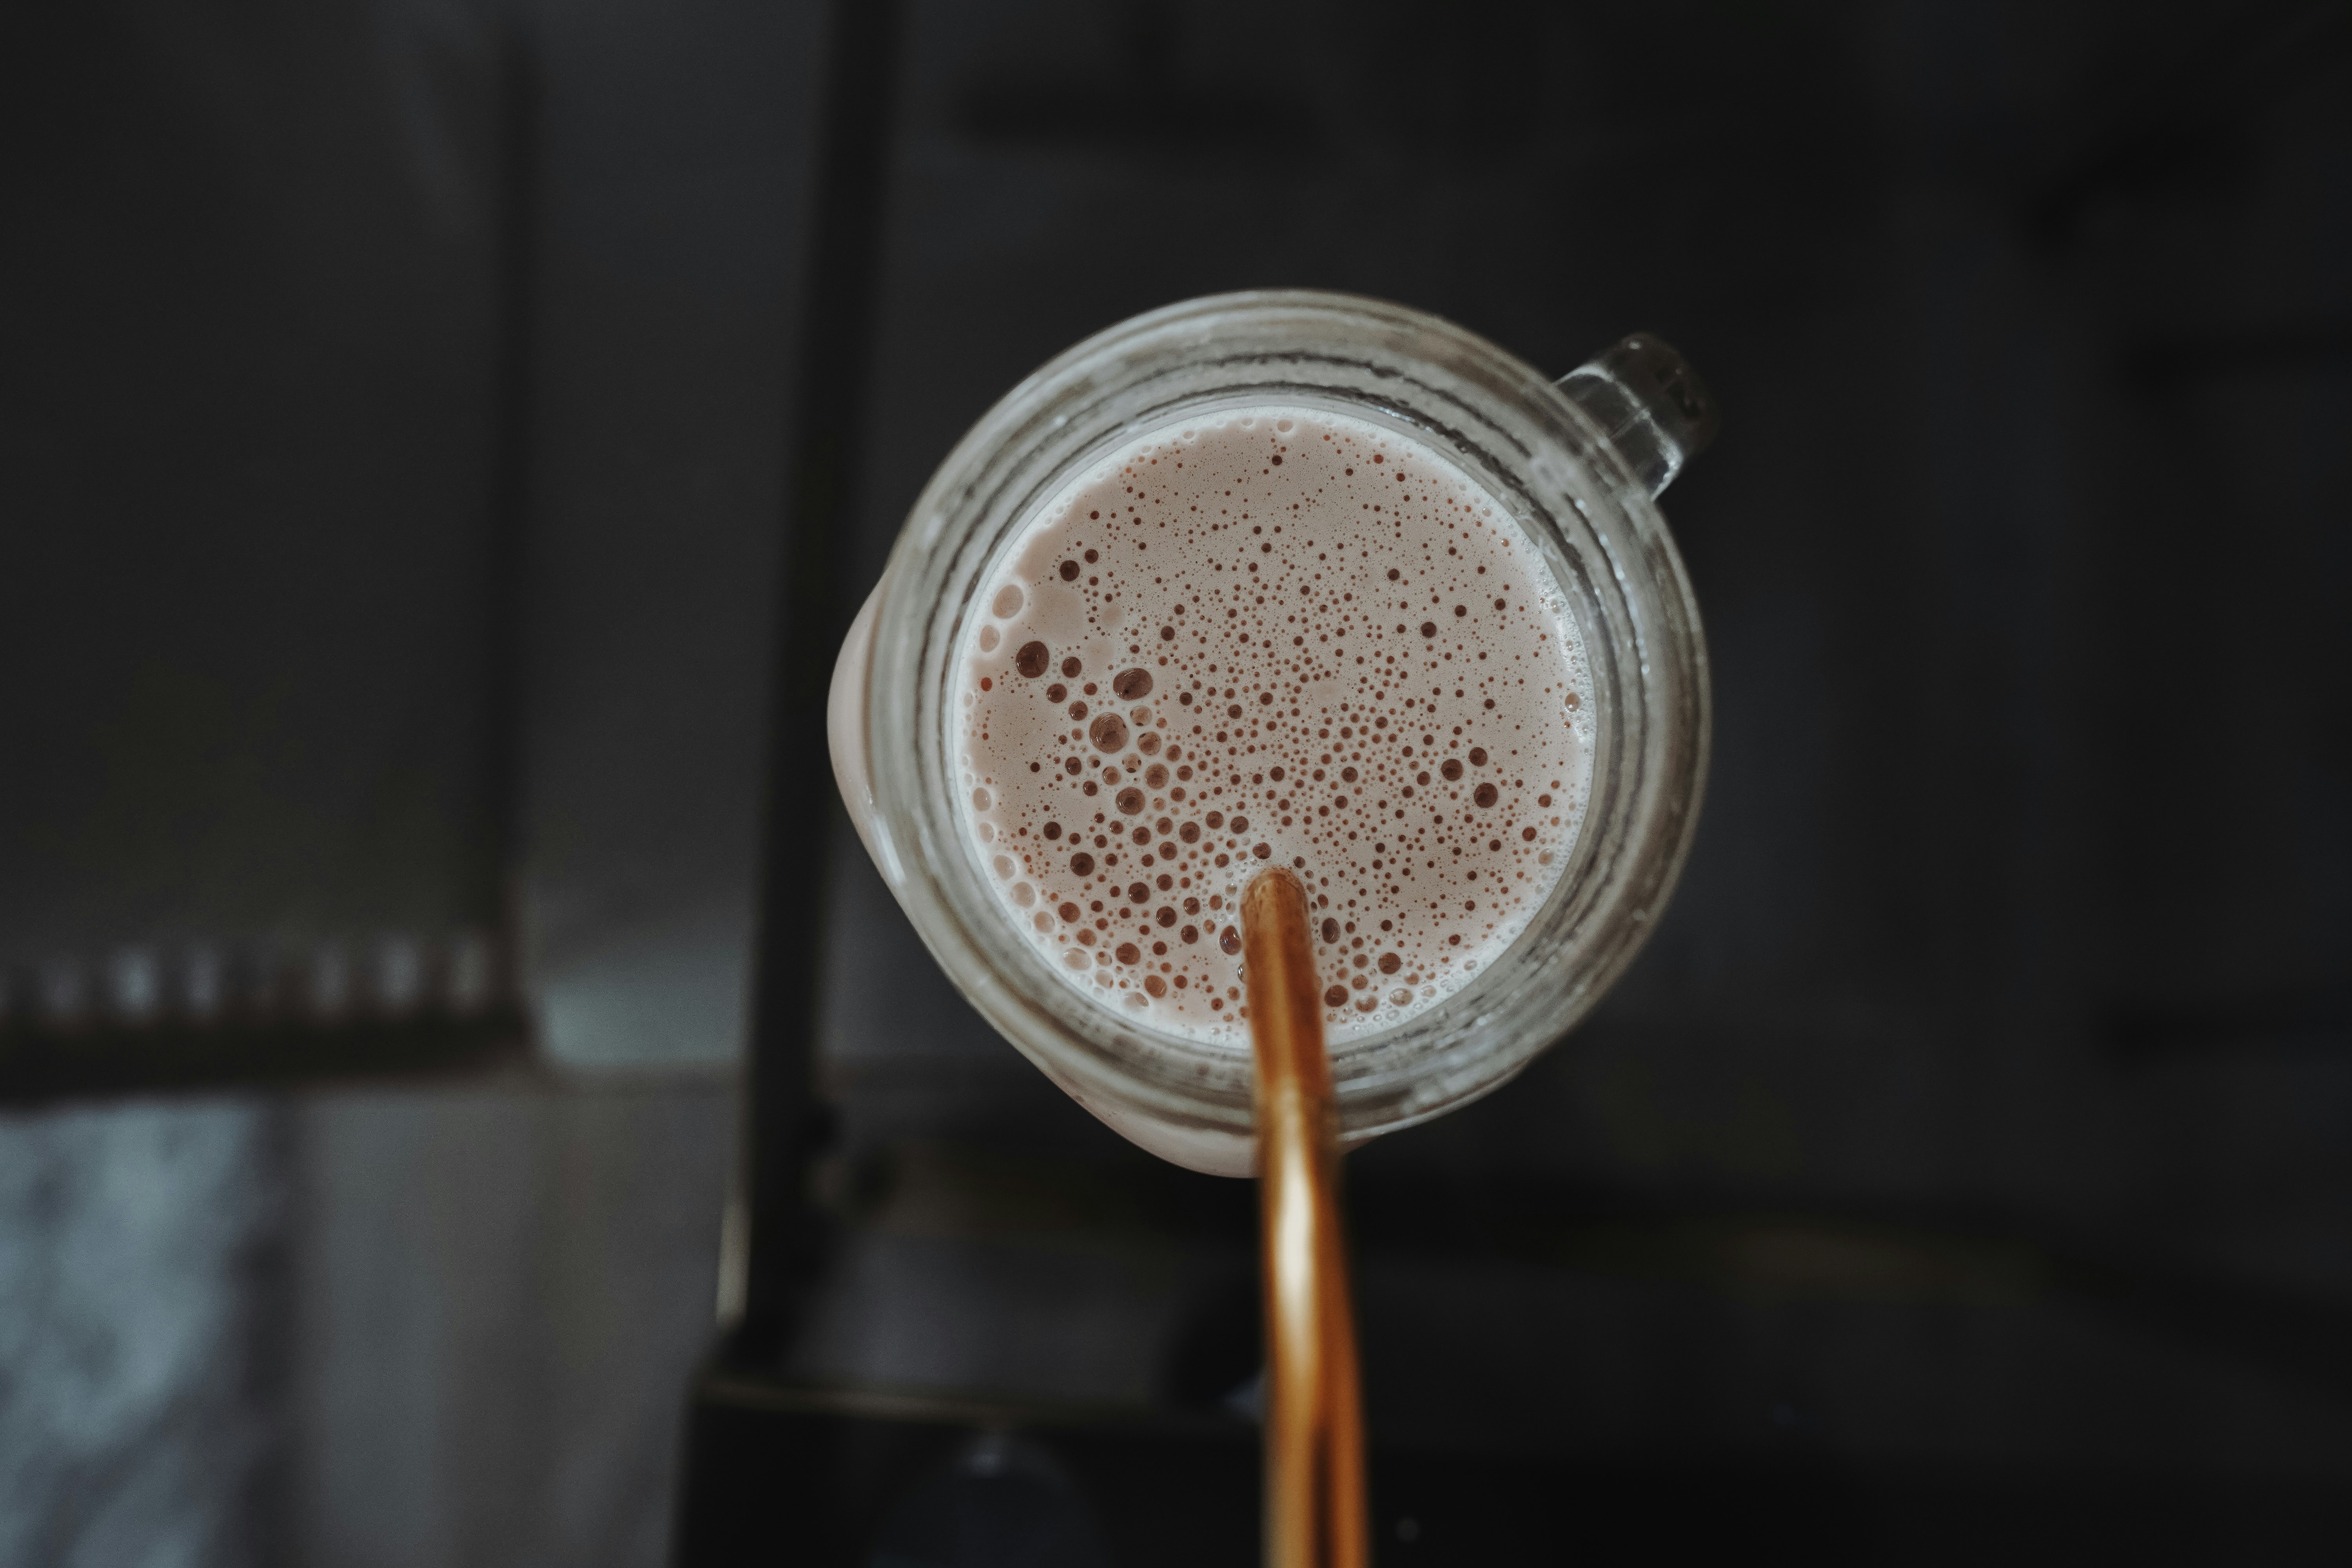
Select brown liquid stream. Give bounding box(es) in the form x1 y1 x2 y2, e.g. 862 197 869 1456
1242 869 1369 1568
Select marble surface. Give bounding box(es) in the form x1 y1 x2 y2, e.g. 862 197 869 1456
0 1101 278 1568
0 1081 732 1568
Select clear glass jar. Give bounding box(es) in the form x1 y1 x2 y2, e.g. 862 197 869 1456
831 292 1712 1175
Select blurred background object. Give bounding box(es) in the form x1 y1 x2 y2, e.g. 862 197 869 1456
2 0 2348 1563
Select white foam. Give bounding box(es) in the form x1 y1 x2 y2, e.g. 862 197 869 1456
956 407 1593 1045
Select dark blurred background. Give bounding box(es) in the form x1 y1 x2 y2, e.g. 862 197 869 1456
3 0 2348 1563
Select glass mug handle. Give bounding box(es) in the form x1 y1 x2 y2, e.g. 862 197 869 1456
1555 333 1720 497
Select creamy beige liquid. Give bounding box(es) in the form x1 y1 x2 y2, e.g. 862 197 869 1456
956 407 1592 1044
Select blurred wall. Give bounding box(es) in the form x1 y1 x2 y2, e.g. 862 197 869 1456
1 0 813 1561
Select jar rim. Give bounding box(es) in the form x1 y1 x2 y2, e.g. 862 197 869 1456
855 291 1708 1174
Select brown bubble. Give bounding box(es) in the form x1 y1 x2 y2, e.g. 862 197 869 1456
1144 764 1169 788
1114 668 1154 700
1269 766 1286 782
1128 881 1150 903
1220 926 1242 956
1387 568 1400 581
1180 925 1199 943
1468 748 1486 765
1340 767 1357 783
1043 822 1062 839
1138 732 1163 756
1115 942 1141 964
1205 811 1224 829
1474 783 1499 808
1154 907 1174 927
1253 843 1272 858
1179 822 1200 843
1069 700 1088 720
1144 975 1168 998
1070 853 1094 875
1059 560 1080 581
1090 713 1129 752
1523 826 1537 841
1062 656 1082 678
1058 902 1079 921
1454 604 1467 617
1015 641 1049 677
1420 622 1437 638
1378 953 1401 974
1046 683 1067 702
1441 759 1463 781
1116 787 1145 815
1320 918 1340 944
1323 985 1349 1007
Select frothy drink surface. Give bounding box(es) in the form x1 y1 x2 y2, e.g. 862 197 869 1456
958 408 1592 1044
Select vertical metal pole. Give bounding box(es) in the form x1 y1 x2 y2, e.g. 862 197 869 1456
733 0 904 1366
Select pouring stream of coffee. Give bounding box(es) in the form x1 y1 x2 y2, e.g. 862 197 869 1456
1242 867 1368 1568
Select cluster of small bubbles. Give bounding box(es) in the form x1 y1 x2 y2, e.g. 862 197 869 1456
955 408 1594 1045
